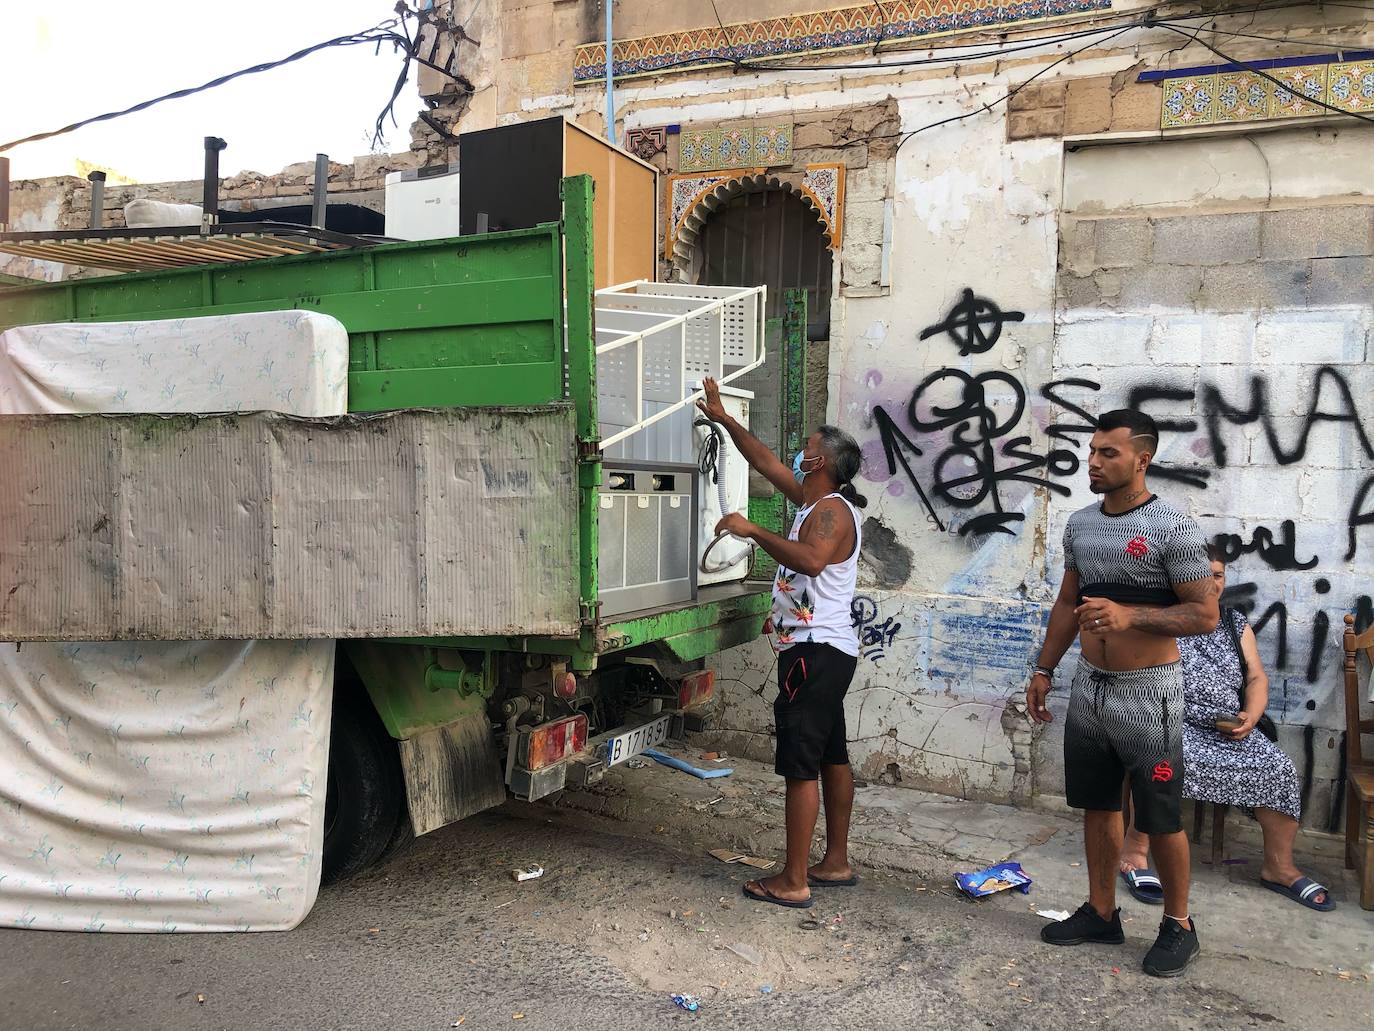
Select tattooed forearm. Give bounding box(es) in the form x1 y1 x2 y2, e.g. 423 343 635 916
1127 606 1213 636
1127 578 1218 637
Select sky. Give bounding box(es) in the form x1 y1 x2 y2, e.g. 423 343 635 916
1 1 421 184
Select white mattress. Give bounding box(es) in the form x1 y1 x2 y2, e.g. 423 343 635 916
0 641 333 931
0 310 349 417
0 309 345 931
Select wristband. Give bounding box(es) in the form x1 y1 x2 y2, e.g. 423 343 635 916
1031 665 1054 680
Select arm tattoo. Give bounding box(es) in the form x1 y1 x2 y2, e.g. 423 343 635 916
815 508 837 539
1129 578 1218 637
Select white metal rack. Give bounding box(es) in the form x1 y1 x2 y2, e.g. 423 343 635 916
594 282 766 462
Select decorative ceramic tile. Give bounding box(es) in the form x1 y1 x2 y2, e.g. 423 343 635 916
679 123 793 172
1328 60 1374 113
1215 71 1269 123
574 0 1114 84
1161 75 1217 128
665 170 764 258
800 163 845 250
625 126 668 161
664 165 847 261
1271 63 1328 119
1157 52 1374 129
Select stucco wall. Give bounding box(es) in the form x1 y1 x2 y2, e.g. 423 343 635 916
711 115 1374 828
465 2 1374 826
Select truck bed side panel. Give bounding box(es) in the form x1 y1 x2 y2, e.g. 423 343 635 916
0 407 579 640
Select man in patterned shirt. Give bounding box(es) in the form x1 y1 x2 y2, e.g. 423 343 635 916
1027 409 1218 978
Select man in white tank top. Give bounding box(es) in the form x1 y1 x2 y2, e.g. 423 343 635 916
697 378 866 910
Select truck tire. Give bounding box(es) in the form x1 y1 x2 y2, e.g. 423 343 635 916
322 699 405 884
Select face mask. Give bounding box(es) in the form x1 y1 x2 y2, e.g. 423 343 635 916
793 451 821 484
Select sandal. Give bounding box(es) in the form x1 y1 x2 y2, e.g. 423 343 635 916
742 879 813 909
1120 867 1165 905
1260 876 1336 912
807 873 858 888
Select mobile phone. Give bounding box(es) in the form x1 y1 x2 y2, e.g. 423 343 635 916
1214 716 1243 732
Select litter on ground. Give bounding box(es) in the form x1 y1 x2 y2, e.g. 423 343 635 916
708 848 775 870
954 862 1033 899
643 749 734 779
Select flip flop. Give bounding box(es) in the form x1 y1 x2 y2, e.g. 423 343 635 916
1260 876 1336 912
807 873 859 888
743 880 814 909
1120 868 1165 905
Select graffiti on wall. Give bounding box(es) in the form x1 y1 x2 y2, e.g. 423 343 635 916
864 288 1373 716
850 595 901 664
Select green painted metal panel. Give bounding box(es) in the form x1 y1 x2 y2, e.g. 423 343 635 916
660 617 769 662
343 641 485 740
0 225 567 412
349 361 565 411
562 176 601 664
748 495 785 583
599 588 771 653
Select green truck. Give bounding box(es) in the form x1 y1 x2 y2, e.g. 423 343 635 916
0 175 803 882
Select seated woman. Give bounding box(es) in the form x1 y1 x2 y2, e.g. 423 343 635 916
1119 544 1335 911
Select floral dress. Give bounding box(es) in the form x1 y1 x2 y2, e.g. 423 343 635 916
1179 609 1301 820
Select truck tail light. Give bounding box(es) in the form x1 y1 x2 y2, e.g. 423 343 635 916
678 670 715 709
555 671 578 700
523 714 588 771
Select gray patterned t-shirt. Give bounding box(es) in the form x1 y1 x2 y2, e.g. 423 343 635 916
1063 495 1210 606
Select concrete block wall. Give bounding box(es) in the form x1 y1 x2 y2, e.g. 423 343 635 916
1060 205 1374 312
1037 156 1374 829
717 113 1374 829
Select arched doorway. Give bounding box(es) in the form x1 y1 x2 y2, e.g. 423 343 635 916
693 187 833 341
691 185 833 498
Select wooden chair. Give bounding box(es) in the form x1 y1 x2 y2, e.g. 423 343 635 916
1341 614 1374 910
1191 801 1229 867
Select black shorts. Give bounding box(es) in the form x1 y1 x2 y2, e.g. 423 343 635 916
1063 657 1185 835
774 642 858 780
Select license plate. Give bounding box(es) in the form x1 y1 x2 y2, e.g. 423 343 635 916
604 714 672 767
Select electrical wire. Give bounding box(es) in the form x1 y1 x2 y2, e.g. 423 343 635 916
0 4 478 156
1 22 397 154
894 23 1138 155
1154 19 1374 126
604 0 1335 79
1176 24 1374 50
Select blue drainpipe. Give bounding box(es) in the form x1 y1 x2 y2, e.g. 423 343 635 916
605 0 615 144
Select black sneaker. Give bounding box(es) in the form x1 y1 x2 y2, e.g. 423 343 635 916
1142 917 1200 977
1040 901 1125 946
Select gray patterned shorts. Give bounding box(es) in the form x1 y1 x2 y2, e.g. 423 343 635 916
1063 656 1185 835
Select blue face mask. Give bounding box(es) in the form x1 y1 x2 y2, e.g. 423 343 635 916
793 451 821 484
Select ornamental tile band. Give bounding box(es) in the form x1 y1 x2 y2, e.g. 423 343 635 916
574 1 1114 84
1157 54 1374 129
679 123 794 172
800 163 846 250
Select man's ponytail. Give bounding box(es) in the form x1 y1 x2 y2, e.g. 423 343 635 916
816 424 867 509
839 481 868 509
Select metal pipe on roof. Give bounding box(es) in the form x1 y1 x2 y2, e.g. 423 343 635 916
312 153 329 229
202 137 227 232
88 171 106 229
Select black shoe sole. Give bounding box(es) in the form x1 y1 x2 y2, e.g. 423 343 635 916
1040 931 1126 946
1142 946 1200 978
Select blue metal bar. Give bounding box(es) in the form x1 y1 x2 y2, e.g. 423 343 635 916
1137 49 1374 83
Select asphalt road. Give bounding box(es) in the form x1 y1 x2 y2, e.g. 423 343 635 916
1 802 1369 1030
